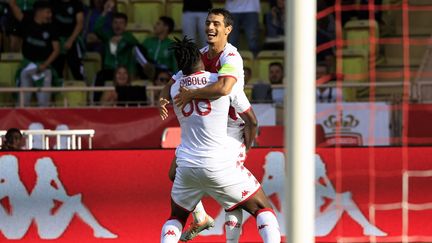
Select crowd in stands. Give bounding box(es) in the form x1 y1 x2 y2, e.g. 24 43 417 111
0 0 384 107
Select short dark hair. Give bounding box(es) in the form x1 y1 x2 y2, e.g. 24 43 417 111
159 16 175 33
269 62 283 71
170 36 201 76
113 12 128 23
208 8 234 27
33 0 52 11
5 128 22 142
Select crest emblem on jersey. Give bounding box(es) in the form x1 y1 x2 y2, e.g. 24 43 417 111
42 32 50 40
67 7 74 15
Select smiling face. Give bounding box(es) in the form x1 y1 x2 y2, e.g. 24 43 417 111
205 13 232 45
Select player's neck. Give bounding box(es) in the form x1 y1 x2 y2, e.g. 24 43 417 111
208 41 227 58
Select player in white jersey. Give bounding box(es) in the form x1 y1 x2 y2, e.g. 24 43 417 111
160 9 265 242
160 37 280 243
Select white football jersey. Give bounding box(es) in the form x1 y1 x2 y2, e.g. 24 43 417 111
171 71 237 170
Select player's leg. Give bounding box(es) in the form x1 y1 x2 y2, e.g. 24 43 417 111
210 163 281 243
169 156 215 241
161 199 190 243
225 208 242 243
164 167 204 242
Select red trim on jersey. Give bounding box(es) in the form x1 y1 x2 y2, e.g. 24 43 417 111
238 106 252 115
190 71 205 76
201 51 223 72
218 75 238 81
226 185 262 212
254 208 277 218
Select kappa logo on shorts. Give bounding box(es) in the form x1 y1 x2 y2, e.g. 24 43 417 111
164 230 177 237
258 224 268 230
0 155 117 240
241 190 250 199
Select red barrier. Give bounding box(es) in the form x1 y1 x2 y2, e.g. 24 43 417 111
0 108 179 149
1 148 432 242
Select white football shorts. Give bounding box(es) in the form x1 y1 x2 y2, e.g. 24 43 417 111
171 162 261 212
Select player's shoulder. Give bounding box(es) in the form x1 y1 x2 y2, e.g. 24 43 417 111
200 45 209 54
220 43 242 62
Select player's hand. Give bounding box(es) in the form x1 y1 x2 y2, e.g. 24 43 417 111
174 87 192 109
64 39 73 50
159 97 170 120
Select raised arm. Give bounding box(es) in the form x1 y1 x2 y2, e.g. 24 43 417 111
8 0 24 21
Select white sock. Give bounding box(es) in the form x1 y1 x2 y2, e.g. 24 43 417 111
256 210 281 243
192 201 206 223
225 209 242 243
161 219 182 243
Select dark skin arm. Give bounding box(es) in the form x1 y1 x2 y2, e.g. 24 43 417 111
159 78 175 120
238 108 258 152
174 76 236 109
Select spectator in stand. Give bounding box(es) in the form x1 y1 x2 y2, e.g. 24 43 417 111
1 128 24 150
317 0 335 62
2 0 36 51
244 66 253 101
93 0 139 102
316 62 339 103
182 0 212 48
268 62 284 105
50 0 85 83
136 16 177 79
9 0 60 107
265 0 284 38
152 69 171 102
83 0 114 53
225 0 260 56
100 65 130 106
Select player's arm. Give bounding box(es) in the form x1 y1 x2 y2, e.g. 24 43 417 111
168 156 177 182
174 76 236 109
159 78 175 120
238 108 258 152
232 91 257 151
64 10 84 50
8 0 24 21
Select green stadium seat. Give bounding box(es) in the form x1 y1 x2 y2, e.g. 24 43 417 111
127 22 152 42
344 19 380 58
340 48 369 101
130 0 164 29
55 80 88 107
83 52 102 85
256 50 284 82
165 0 183 32
0 52 22 106
116 0 130 17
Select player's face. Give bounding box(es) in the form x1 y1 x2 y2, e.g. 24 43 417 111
205 13 232 44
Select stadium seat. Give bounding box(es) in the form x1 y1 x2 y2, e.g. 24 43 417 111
240 50 255 76
340 48 369 101
161 127 181 148
127 22 152 42
55 81 88 107
130 0 164 29
83 52 102 85
256 50 284 82
165 0 183 32
0 52 22 106
116 0 130 17
344 19 379 55
382 38 427 67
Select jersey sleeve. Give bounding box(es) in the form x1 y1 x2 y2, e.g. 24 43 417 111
231 90 251 114
218 52 243 81
172 70 183 82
